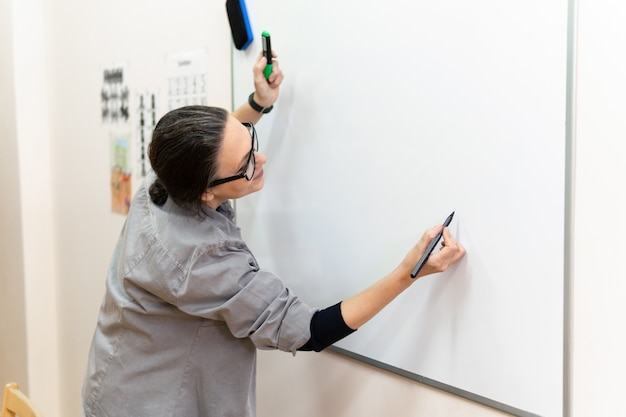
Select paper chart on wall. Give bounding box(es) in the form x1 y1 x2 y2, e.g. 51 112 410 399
167 49 209 110
135 91 158 181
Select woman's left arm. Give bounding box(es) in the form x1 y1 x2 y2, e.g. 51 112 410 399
232 51 284 124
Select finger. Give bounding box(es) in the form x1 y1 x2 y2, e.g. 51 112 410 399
441 227 458 247
270 56 280 71
414 225 442 255
441 228 466 259
268 69 284 86
253 58 266 79
429 224 443 238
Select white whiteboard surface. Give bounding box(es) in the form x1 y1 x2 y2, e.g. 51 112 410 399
233 1 567 416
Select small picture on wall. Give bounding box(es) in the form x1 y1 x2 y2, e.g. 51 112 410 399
110 133 131 215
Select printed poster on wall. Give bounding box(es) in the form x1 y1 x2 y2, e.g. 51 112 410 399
101 64 129 124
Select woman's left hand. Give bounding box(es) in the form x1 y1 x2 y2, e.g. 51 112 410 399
251 50 284 108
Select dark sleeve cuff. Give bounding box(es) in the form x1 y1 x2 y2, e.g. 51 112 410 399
298 302 356 352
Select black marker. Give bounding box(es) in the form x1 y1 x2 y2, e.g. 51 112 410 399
262 31 273 79
410 211 455 278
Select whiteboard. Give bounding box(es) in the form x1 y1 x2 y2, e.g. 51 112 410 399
233 1 568 416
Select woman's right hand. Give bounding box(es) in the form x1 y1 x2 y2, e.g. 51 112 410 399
401 226 466 279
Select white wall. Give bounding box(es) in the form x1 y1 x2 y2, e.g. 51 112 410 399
3 0 626 416
0 0 28 392
2 0 60 412
257 350 509 417
39 1 232 416
11 0 60 413
571 1 626 416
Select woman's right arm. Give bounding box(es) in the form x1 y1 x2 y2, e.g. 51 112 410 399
299 226 465 351
340 226 465 330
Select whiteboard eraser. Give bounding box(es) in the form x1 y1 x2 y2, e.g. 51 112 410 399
226 0 253 50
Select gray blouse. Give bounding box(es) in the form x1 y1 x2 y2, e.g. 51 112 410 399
82 173 315 417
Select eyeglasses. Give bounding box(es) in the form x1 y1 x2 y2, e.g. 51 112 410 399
208 122 258 187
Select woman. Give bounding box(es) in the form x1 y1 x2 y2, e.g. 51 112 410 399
82 52 465 417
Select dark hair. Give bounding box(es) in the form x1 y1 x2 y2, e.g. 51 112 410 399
148 106 229 215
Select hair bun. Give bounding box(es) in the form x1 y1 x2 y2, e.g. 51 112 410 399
149 180 169 206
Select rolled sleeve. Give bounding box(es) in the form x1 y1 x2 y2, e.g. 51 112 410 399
170 241 315 353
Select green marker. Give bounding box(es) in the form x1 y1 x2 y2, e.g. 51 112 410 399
262 31 273 79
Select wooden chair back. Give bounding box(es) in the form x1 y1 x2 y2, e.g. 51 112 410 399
1 383 43 417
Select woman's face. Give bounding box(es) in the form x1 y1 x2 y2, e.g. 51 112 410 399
203 115 267 209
